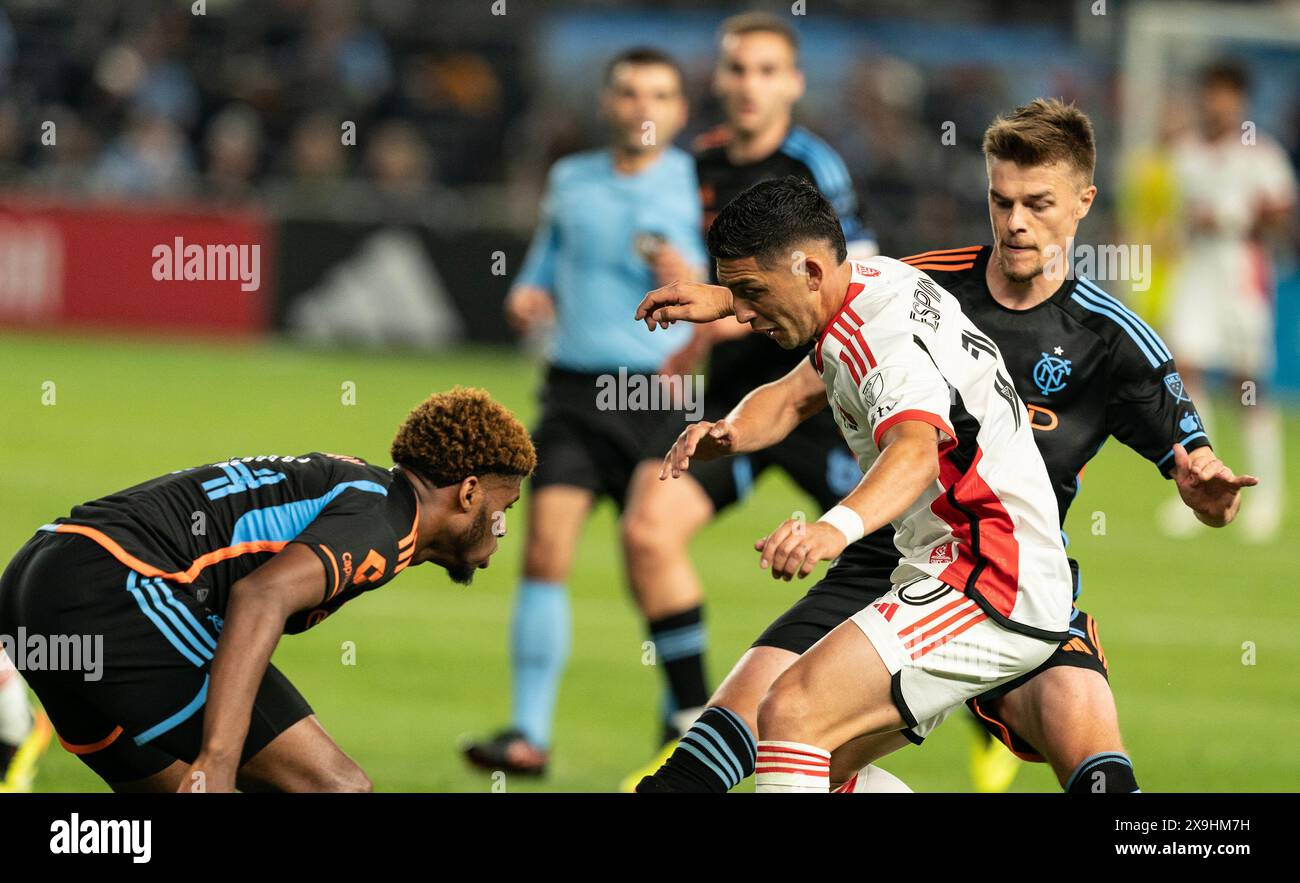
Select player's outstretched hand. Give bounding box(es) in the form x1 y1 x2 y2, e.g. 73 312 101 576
1171 443 1259 527
504 285 555 335
661 419 739 479
755 519 848 582
635 281 734 331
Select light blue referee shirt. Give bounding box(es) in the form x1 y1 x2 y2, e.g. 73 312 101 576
514 147 706 373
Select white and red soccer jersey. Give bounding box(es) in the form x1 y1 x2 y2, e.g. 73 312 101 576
812 257 1072 641
1167 131 1297 374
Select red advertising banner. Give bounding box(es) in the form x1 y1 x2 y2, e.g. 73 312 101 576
0 199 272 336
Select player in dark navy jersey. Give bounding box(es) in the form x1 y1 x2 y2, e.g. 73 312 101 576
636 101 1256 795
0 388 535 792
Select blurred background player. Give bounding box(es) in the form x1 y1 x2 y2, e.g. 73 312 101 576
617 12 875 787
1161 61 1296 542
462 48 707 776
0 652 51 792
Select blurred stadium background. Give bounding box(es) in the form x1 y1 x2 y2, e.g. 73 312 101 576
0 0 1297 791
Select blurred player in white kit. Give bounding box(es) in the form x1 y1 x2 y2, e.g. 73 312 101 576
1164 61 1296 541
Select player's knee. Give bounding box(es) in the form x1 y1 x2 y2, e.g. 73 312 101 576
619 505 682 564
321 761 372 793
756 672 814 740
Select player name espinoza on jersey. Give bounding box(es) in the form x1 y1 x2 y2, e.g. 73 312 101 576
811 256 1072 641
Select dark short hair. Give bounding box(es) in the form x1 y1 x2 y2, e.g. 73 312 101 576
391 387 536 487
707 176 847 266
603 46 685 89
1201 60 1250 94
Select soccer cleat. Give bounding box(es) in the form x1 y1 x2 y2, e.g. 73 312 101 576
619 739 678 793
0 709 53 793
460 728 548 777
969 727 1021 793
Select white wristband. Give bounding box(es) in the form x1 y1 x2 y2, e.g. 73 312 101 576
817 505 865 544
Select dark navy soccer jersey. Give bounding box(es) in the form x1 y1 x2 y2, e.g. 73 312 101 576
695 124 868 398
39 453 419 634
900 244 1212 523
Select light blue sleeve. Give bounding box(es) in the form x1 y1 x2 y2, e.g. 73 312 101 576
669 157 709 270
514 168 561 292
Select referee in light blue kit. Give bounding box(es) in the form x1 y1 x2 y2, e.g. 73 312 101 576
463 47 707 776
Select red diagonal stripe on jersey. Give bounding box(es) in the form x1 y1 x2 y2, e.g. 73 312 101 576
911 613 988 659
837 350 862 384
929 448 1021 618
814 281 866 372
829 321 867 378
850 324 878 369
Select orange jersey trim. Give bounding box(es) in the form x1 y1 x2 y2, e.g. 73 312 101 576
900 245 982 264
52 524 286 584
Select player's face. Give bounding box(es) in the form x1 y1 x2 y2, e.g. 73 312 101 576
986 158 1095 285
1200 82 1245 135
716 253 821 349
445 476 521 585
602 63 687 154
713 32 804 137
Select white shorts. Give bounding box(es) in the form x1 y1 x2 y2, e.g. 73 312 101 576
850 577 1057 741
1165 258 1274 377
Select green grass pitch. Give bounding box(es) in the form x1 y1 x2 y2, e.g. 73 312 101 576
2 330 1296 792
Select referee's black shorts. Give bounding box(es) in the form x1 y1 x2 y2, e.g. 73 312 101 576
0 530 312 786
531 365 690 509
645 384 863 515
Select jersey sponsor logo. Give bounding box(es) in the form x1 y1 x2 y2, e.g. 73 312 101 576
352 549 387 585
929 542 956 564
1027 404 1058 432
1032 350 1072 395
1163 372 1191 402
1179 411 1202 434
909 277 942 330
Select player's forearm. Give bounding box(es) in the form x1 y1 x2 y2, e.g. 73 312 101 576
836 436 939 537
195 585 287 771
723 378 823 453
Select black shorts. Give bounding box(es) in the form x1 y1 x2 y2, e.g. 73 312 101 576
751 533 896 654
965 606 1110 762
0 530 312 785
751 546 1109 755
531 366 687 509
648 390 862 514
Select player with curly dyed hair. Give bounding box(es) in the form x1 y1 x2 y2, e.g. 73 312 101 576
0 387 535 793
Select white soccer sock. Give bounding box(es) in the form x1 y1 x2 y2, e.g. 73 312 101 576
755 741 831 792
0 664 33 747
834 763 914 793
1243 405 1284 514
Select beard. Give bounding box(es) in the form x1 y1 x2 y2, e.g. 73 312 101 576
445 505 492 586
997 250 1044 284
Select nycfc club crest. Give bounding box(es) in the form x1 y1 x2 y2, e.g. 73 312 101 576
1032 348 1072 395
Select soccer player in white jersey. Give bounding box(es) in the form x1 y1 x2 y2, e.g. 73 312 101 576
1164 61 1296 540
635 177 1073 790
